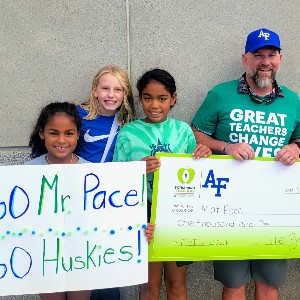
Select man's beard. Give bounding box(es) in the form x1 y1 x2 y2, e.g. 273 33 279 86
247 68 277 89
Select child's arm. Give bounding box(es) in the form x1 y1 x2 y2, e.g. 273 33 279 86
144 222 155 244
192 143 212 159
141 156 161 174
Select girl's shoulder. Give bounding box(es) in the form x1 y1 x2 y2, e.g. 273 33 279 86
119 119 144 132
167 118 194 138
76 155 90 164
119 118 191 132
76 104 89 117
25 154 47 165
168 118 191 130
25 154 89 165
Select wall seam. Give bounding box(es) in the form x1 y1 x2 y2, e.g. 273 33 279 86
125 0 131 77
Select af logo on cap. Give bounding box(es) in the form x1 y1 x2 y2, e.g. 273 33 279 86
258 30 270 40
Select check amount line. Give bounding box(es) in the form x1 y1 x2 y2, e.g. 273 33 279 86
246 213 300 216
254 225 300 228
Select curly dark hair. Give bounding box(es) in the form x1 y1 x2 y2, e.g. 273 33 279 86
29 102 82 158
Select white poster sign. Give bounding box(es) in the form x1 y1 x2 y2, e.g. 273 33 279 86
0 162 147 296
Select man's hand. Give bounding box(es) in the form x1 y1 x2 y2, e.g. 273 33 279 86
192 143 212 159
275 143 299 166
224 142 255 161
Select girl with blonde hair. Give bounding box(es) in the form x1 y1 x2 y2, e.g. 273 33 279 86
76 66 136 300
76 65 136 163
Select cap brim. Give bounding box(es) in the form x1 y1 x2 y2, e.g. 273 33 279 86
247 43 281 53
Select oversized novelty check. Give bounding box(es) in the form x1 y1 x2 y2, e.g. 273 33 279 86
149 154 300 261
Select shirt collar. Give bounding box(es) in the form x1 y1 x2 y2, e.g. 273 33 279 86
237 73 284 97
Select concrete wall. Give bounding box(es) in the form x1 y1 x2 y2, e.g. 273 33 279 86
1 0 300 148
1 0 300 299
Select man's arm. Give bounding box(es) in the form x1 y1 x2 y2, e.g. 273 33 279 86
192 126 255 161
192 127 227 154
290 139 300 155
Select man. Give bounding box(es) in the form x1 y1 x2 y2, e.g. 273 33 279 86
192 28 300 300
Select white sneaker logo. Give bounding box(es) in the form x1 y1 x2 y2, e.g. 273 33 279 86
258 30 270 40
84 129 109 142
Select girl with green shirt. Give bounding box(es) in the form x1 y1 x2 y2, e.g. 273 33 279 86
113 69 211 300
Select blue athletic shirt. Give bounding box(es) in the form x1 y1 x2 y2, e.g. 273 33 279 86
76 105 119 163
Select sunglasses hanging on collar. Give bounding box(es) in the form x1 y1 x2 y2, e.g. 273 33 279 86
248 90 277 105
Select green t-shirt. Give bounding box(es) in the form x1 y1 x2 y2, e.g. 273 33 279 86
113 118 196 201
192 80 300 157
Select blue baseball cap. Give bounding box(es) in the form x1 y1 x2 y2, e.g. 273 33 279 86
245 28 281 53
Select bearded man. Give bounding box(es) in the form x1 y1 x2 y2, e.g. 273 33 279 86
192 28 300 300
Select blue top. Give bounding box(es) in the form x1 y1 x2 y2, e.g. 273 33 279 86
25 154 88 165
76 105 119 163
